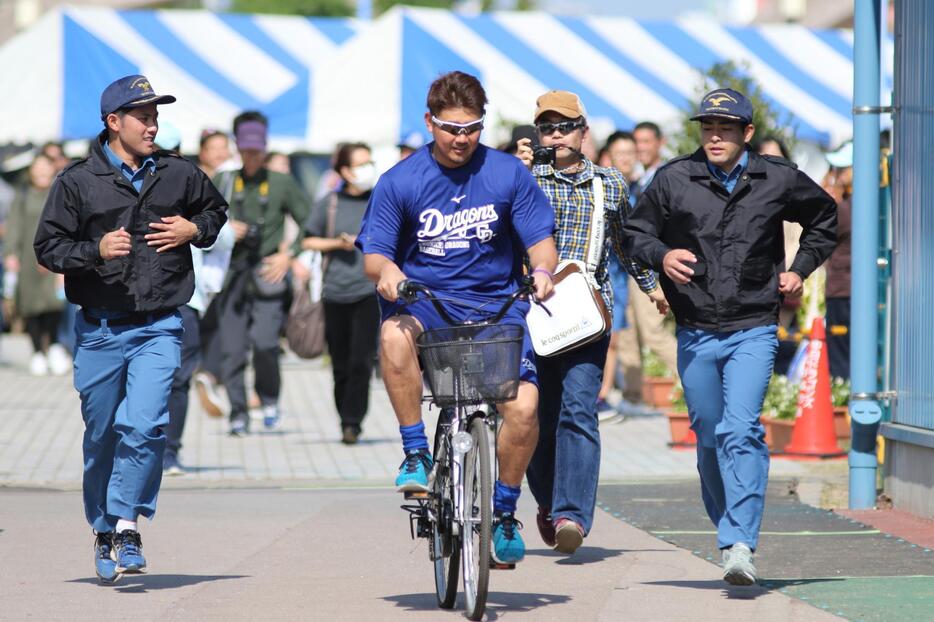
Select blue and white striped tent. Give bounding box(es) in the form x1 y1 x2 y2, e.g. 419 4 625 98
0 7 360 151
313 7 892 152
0 6 891 152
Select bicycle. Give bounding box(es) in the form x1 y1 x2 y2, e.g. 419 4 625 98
397 278 539 621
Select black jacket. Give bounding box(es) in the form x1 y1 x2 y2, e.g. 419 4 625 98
33 133 228 312
623 149 837 332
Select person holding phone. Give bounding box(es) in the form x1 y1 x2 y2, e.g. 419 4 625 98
302 142 379 445
623 88 836 586
515 92 665 556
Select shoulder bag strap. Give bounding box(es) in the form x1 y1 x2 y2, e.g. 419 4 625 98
220 171 239 219
583 174 605 276
221 171 236 202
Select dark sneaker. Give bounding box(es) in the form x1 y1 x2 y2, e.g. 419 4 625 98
554 518 584 554
723 542 757 585
492 513 525 564
163 453 185 476
536 506 556 547
394 449 432 492
94 532 119 583
229 412 249 436
341 426 360 445
113 530 147 574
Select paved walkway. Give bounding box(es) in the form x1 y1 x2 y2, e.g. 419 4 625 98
0 487 842 622
0 334 808 488
4 333 918 621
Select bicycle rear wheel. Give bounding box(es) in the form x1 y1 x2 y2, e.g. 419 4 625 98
432 423 459 608
461 416 492 621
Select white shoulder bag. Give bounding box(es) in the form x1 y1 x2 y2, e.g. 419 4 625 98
526 176 612 357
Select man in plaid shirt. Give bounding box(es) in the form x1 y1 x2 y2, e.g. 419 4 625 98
517 90 667 555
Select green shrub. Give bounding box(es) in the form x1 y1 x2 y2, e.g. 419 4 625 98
831 377 851 408
669 383 687 410
642 347 674 378
762 374 800 421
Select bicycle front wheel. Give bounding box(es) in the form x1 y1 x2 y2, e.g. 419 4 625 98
461 416 492 621
432 422 459 608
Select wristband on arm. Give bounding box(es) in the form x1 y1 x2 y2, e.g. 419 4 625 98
532 267 553 281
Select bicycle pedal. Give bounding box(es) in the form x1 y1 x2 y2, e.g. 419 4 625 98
404 491 430 500
491 562 516 570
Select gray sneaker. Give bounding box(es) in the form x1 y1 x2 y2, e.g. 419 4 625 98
722 543 757 585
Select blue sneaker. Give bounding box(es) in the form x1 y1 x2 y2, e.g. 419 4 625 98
94 532 119 583
113 530 147 574
492 513 525 564
394 449 432 492
263 405 281 430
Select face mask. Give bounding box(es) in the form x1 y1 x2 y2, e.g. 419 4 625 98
350 163 377 191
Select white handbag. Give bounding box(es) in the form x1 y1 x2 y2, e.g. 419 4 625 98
527 176 611 357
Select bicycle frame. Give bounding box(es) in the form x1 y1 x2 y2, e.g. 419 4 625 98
398 280 532 619
415 377 497 535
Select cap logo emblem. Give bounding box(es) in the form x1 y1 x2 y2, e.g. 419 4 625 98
130 77 153 92
705 92 738 107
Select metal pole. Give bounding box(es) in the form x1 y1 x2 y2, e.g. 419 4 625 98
849 0 884 509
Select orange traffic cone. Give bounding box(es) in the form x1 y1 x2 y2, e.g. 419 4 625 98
783 317 846 459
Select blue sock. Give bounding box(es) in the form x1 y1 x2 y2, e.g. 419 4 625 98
493 481 521 515
400 421 429 454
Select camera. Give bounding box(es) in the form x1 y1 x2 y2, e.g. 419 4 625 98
532 146 556 166
242 223 262 249
241 222 265 263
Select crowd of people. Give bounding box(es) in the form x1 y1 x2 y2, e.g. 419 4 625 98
0 67 857 587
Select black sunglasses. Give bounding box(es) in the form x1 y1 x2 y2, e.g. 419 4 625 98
536 120 585 135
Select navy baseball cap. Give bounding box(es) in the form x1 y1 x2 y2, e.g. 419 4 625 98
100 75 176 120
691 88 753 125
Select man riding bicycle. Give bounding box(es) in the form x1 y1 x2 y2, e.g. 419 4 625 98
357 71 557 566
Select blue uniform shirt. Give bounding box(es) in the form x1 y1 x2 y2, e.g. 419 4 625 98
707 150 748 194
357 143 554 304
103 141 156 193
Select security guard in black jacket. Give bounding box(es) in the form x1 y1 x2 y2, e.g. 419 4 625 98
33 75 227 583
623 88 836 586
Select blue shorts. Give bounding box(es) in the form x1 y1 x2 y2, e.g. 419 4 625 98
381 295 538 387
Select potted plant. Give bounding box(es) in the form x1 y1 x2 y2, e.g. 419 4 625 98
665 384 696 447
761 374 799 453
641 348 677 408
831 377 851 440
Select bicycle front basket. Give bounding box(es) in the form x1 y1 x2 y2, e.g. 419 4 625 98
416 324 525 408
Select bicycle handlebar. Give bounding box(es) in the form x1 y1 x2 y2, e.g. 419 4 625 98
397 276 538 326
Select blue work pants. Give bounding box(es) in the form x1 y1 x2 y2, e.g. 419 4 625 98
74 310 182 533
527 336 609 535
677 325 777 551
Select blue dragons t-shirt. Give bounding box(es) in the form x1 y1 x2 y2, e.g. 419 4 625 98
357 143 554 307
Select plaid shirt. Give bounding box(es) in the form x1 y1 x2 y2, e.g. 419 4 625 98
533 159 657 311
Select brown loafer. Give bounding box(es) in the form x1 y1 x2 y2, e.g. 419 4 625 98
536 506 556 547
